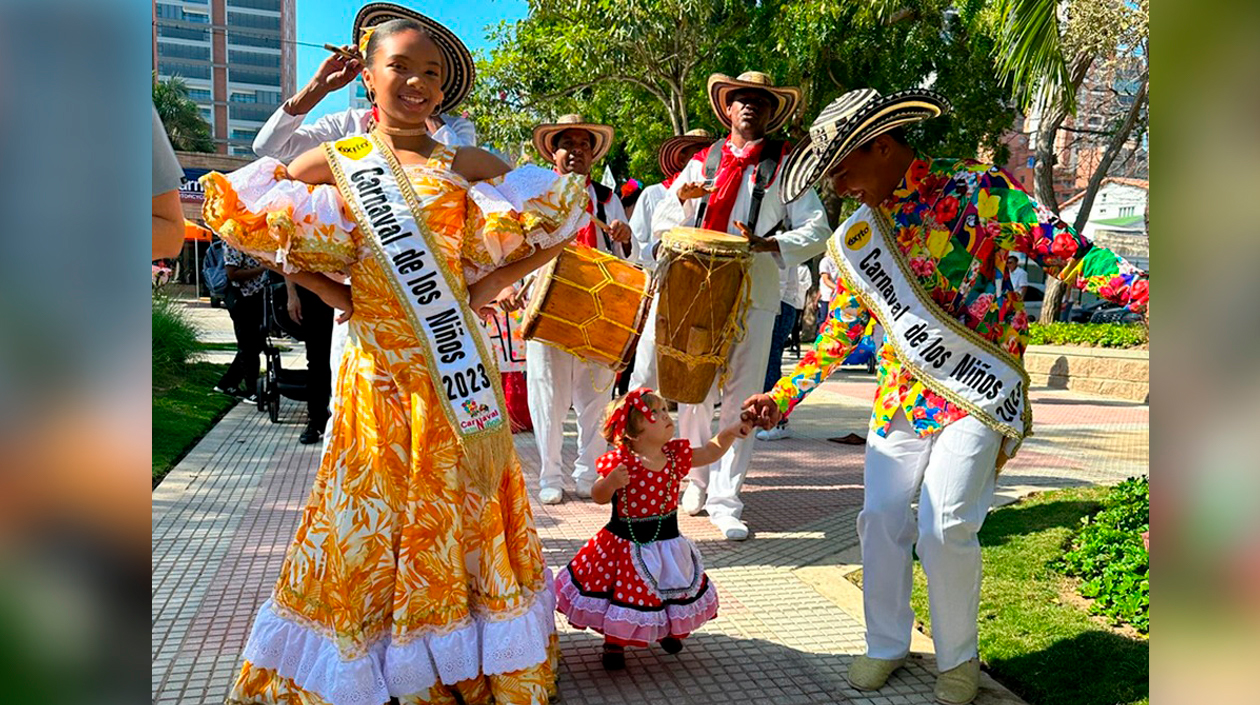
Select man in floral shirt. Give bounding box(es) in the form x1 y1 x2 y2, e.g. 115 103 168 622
744 89 1147 705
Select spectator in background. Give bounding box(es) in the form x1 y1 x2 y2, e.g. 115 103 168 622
284 278 333 445
1000 254 1029 298
817 249 839 338
213 245 266 402
789 263 813 357
152 105 184 260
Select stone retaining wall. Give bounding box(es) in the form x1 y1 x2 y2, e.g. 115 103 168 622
1024 345 1149 402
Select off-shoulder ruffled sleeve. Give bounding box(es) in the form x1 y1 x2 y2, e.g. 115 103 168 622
200 157 360 274
461 165 590 283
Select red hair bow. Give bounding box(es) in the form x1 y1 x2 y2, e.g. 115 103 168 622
605 387 656 444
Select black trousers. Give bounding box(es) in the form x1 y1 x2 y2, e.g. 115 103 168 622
218 287 264 393
296 285 334 428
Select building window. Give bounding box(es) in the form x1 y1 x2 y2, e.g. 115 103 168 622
158 60 211 80
1119 206 1136 217
157 24 209 41
229 104 275 122
228 0 282 11
231 129 260 141
183 11 210 24
227 32 280 49
187 88 212 102
158 41 211 62
227 11 280 31
229 50 281 68
230 68 281 86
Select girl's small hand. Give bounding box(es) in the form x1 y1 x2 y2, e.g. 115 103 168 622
607 464 630 490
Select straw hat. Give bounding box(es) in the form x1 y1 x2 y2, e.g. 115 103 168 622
658 129 714 175
353 3 475 114
532 114 615 164
707 71 802 134
779 88 950 203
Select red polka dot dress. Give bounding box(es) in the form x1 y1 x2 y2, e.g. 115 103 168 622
555 440 719 647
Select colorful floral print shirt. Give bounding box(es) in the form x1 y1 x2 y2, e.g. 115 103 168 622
770 156 1149 438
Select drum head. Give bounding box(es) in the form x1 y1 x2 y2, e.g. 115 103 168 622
661 227 750 254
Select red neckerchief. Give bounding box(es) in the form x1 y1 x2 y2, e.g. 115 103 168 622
662 171 681 190
700 139 764 232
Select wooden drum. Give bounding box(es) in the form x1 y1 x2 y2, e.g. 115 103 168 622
521 244 653 371
654 227 752 403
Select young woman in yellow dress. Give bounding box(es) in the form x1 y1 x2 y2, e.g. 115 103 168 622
201 9 590 704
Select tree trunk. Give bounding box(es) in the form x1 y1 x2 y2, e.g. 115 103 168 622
1069 75 1148 233
1036 57 1093 324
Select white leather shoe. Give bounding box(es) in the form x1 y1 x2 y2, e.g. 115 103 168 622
539 487 564 505
575 479 594 499
711 515 749 541
680 483 705 515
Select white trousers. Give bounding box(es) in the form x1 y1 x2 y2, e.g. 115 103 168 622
676 307 776 520
627 297 659 391
861 409 1001 672
526 340 615 491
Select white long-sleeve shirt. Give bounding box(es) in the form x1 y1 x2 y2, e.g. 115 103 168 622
252 106 477 162
629 182 670 271
587 183 636 262
651 139 831 312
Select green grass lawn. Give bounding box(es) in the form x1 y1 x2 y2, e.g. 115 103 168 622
153 361 236 487
850 487 1149 705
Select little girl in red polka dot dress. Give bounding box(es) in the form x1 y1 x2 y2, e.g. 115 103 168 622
555 387 753 670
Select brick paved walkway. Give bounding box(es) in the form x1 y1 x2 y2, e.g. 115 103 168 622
153 304 1147 704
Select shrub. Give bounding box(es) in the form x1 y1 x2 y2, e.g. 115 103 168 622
1056 476 1150 633
153 294 201 386
1029 322 1147 348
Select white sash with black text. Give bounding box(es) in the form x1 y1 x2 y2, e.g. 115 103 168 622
326 134 505 440
829 205 1031 453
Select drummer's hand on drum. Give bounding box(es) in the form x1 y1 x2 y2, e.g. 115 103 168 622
607 219 633 244
493 285 524 313
734 220 780 253
677 181 715 201
740 394 782 430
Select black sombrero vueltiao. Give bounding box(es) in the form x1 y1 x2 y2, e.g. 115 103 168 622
779 88 951 203
353 3 475 115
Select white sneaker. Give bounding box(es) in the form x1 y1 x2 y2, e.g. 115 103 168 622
575 479 594 499
756 425 793 441
680 483 705 515
539 487 564 505
711 515 749 541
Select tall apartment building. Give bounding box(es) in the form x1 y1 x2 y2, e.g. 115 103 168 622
153 0 297 155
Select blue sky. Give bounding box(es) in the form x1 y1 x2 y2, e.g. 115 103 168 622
295 0 528 119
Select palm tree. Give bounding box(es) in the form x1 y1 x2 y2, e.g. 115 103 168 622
153 74 215 153
992 0 1148 323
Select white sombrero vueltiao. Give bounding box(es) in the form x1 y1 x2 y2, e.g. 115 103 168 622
532 114 615 165
353 3 475 115
779 88 950 203
707 71 802 134
657 129 713 175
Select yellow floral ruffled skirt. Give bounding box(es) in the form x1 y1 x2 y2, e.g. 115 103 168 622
227 261 559 705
